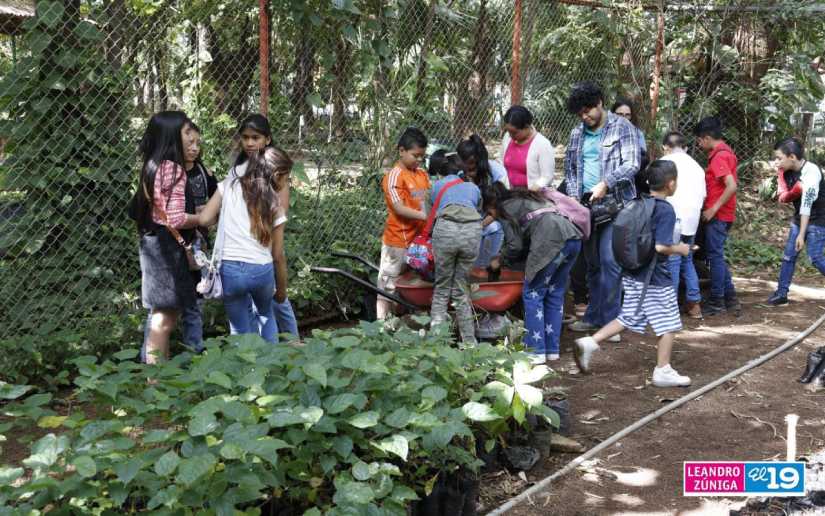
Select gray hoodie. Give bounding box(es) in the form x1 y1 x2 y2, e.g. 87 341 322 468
499 197 582 282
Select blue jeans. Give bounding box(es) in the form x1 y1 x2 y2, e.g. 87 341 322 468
221 260 278 343
140 299 203 362
775 223 825 297
475 221 504 268
249 299 299 339
583 221 622 326
704 219 736 300
523 239 581 355
668 235 701 303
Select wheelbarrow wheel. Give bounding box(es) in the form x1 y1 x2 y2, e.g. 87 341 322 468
363 292 377 322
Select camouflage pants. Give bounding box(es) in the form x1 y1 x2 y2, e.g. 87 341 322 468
430 218 482 344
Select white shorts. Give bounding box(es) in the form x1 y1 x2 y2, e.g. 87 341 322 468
377 244 407 299
617 277 683 336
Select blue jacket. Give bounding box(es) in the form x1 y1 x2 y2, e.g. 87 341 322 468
564 111 641 201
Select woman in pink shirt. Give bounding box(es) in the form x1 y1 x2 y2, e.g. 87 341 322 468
133 111 203 363
501 105 556 190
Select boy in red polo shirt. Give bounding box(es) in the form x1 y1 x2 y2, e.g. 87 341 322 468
377 127 430 320
693 117 741 316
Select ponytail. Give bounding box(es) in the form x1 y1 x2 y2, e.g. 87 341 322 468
235 146 293 247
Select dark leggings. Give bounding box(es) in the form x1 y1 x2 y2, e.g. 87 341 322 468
569 251 589 305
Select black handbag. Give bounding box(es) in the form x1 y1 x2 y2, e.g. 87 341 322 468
582 180 632 227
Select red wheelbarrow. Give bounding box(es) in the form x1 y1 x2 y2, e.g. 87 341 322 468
310 252 524 315
394 269 524 312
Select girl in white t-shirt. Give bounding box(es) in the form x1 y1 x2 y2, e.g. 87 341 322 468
198 146 292 342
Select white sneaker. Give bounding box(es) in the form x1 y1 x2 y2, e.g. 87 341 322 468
607 334 621 343
652 365 692 387
526 352 546 365
547 353 560 361
574 337 599 373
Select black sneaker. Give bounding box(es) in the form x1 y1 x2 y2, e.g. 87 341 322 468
725 296 742 317
703 297 726 316
766 292 788 306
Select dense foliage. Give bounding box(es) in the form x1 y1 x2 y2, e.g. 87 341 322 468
0 0 824 383
0 323 558 514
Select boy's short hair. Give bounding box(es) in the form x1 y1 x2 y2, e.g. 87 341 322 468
503 105 534 129
647 159 678 191
662 131 685 148
693 116 723 139
429 150 463 177
398 127 428 150
567 81 604 114
774 137 805 160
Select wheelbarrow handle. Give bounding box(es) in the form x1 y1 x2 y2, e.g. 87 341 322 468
310 266 418 311
330 252 380 273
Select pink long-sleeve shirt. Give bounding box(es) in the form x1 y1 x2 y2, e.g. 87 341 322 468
151 160 187 228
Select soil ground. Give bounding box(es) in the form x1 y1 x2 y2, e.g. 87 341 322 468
481 279 825 516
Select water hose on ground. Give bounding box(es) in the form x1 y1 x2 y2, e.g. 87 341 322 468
487 310 825 515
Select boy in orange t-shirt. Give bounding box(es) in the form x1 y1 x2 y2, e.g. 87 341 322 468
377 127 430 320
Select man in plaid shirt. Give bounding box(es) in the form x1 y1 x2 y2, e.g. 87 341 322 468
564 82 641 335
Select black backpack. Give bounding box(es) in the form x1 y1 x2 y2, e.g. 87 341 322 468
612 195 657 272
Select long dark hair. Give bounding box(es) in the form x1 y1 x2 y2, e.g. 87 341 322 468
135 111 190 233
234 146 293 247
234 114 273 166
457 134 492 190
490 183 546 227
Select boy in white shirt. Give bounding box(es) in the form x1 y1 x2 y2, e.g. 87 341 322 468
661 131 706 318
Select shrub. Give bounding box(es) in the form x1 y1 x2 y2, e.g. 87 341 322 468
0 321 557 514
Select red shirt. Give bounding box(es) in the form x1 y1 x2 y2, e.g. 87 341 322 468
704 141 738 222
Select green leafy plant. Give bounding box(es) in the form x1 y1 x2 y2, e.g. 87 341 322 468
0 322 557 514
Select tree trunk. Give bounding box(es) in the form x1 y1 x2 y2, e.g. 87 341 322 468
155 47 168 111
453 0 490 140
520 0 536 91
204 21 258 120
331 33 351 139
412 0 437 109
290 18 316 127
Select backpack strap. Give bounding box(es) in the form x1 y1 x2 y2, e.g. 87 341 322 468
421 178 464 237
634 196 662 317
519 206 558 226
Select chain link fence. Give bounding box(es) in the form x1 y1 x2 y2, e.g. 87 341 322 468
0 0 823 368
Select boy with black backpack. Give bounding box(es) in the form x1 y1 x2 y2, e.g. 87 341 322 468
574 160 693 387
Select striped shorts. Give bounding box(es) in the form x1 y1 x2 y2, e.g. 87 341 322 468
617 277 683 336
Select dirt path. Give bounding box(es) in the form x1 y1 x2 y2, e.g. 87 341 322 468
484 280 825 516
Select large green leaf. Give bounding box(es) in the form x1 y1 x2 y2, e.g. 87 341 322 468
0 382 33 400
515 384 543 408
462 402 502 422
154 450 181 476
513 361 552 385
384 407 412 429
71 456 96 478
113 457 143 485
0 467 24 485
373 434 408 461
324 393 361 414
347 411 379 429
23 433 69 470
332 435 353 458
206 371 233 389
175 453 217 486
240 437 290 466
302 363 328 387
188 413 219 436
421 385 447 404
333 476 376 505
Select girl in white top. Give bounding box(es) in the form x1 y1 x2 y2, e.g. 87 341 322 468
198 145 291 343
